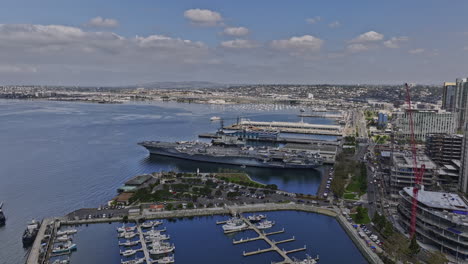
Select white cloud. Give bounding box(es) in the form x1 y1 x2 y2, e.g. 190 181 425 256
408 48 424 54
0 24 209 68
86 16 119 28
306 16 321 24
223 27 249 37
271 35 323 53
350 31 384 43
0 64 37 73
328 21 340 28
184 9 222 26
220 39 257 49
383 36 408 48
347 43 369 53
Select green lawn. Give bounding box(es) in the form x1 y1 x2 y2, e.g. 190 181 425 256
351 212 371 224
215 173 266 187
346 179 361 193
343 193 359 200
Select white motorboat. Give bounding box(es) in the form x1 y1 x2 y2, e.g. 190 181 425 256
118 239 140 247
117 224 136 233
147 240 171 249
210 116 221 121
118 232 137 239
56 229 77 236
144 228 166 237
256 220 274 230
55 235 72 242
153 255 175 264
52 242 77 254
121 257 145 264
145 234 170 243
247 214 266 223
141 220 163 229
222 218 247 231
120 249 137 257
293 254 319 264
149 243 175 255
51 259 69 264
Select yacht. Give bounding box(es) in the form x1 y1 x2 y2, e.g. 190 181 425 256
121 258 145 264
149 243 175 255
293 255 319 264
117 224 136 233
141 220 163 229
247 214 266 223
22 219 41 247
153 255 175 264
222 218 247 231
120 249 138 257
55 235 72 242
118 231 137 239
145 234 170 243
51 259 70 264
56 229 77 236
256 220 274 230
118 240 140 247
52 242 77 254
144 228 166 237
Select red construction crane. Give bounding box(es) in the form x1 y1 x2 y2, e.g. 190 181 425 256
404 83 426 238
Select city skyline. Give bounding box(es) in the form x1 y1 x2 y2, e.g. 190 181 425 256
1 0 468 85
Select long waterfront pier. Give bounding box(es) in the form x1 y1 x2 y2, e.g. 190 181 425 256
225 120 342 136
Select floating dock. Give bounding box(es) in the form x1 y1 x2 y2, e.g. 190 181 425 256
136 224 152 264
223 215 311 264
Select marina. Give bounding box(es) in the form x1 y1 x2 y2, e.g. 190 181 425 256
24 203 375 264
217 214 314 264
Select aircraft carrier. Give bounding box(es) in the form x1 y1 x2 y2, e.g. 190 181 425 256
138 138 323 169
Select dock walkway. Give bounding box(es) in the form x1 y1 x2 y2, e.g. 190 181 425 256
236 216 307 264
136 224 151 264
26 218 53 264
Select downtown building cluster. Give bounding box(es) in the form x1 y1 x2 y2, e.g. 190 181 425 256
384 79 468 262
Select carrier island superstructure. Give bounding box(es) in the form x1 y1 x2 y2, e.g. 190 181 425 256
139 136 324 169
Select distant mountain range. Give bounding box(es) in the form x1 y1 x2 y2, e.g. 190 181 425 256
126 81 229 89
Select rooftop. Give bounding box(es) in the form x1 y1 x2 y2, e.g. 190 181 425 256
113 192 134 203
125 174 152 186
403 187 468 211
392 152 437 169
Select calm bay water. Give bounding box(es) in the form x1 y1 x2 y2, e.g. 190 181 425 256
0 99 363 264
58 211 366 264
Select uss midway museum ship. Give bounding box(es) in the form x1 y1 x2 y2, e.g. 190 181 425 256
139 135 323 169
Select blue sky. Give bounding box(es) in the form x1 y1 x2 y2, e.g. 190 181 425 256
0 0 467 85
